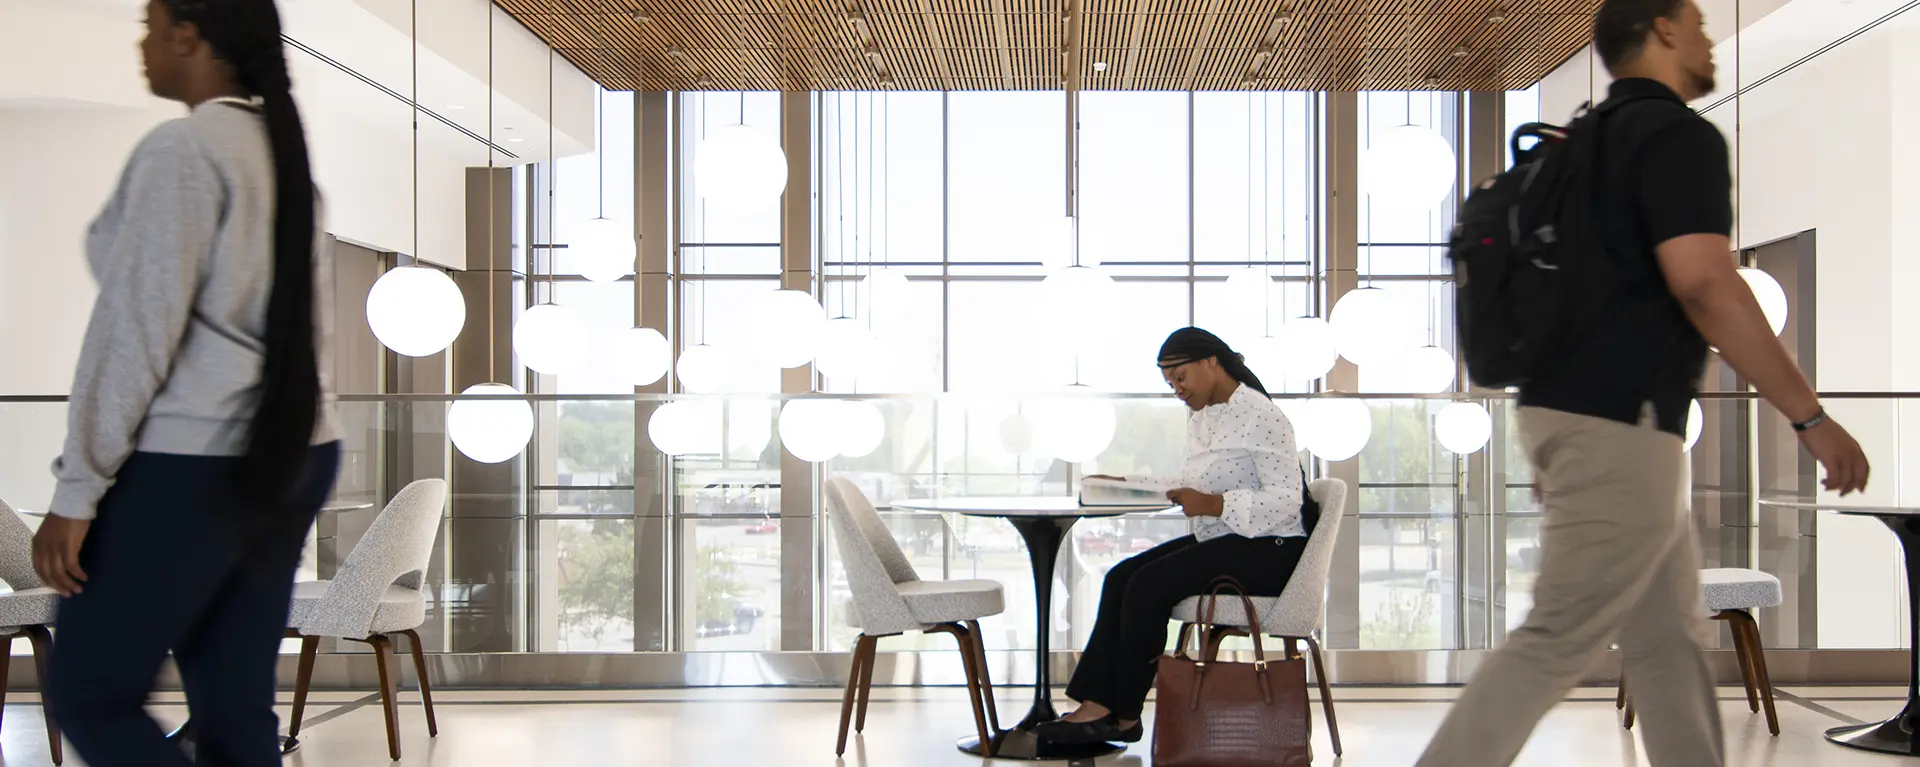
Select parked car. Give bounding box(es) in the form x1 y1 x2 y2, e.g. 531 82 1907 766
745 520 779 535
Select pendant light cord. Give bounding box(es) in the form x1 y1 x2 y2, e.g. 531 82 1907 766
486 3 497 381
410 0 419 267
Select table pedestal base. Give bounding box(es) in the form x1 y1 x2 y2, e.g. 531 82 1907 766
1825 702 1920 755
957 731 1125 760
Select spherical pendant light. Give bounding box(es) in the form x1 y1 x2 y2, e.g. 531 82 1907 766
1041 266 1119 342
1330 287 1420 368
1224 267 1270 307
697 124 788 212
611 327 671 387
1736 268 1789 336
1242 335 1289 388
815 318 880 382
1275 316 1338 383
753 289 827 368
726 399 776 460
1302 398 1372 462
676 345 733 394
999 412 1037 455
1685 399 1704 452
1033 388 1117 463
513 303 590 375
449 383 533 464
366 266 466 357
574 217 635 283
836 400 887 459
1436 401 1493 455
648 400 721 456
1403 346 1458 394
1364 124 1457 209
778 399 842 462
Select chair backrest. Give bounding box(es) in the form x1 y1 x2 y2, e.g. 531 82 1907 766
1271 478 1348 630
0 500 43 591
304 479 448 638
823 477 921 635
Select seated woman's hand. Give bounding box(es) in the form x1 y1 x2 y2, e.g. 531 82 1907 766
1166 488 1224 518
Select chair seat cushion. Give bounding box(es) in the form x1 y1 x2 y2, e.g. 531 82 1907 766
1701 568 1783 612
0 588 58 631
896 579 1004 625
1170 594 1318 638
288 580 427 637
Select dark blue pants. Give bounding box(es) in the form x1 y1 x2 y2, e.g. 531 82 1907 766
47 445 339 767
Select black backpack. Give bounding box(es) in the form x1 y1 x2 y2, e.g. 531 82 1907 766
1447 96 1654 389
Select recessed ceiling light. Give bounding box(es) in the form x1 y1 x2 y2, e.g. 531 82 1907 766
1452 46 1471 58
631 10 652 23
507 137 525 143
1486 10 1509 23
1092 61 1108 72
446 104 466 111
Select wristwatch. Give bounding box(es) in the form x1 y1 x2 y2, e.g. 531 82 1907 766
1790 407 1829 433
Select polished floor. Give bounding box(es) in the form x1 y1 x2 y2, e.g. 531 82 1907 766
0 684 1907 765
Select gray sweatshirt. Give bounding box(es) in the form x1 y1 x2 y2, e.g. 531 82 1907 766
50 101 340 520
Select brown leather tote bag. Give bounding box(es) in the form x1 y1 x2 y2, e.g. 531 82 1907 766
1151 577 1312 767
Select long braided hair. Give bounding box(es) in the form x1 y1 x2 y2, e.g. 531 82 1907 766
161 0 319 503
1156 327 1269 396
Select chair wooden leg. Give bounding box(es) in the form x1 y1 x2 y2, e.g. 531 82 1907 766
400 629 438 737
965 619 1000 733
1733 612 1781 736
368 634 402 761
854 635 880 734
1719 613 1760 713
24 627 60 766
1304 636 1342 757
288 635 320 739
1623 696 1636 730
1616 676 1627 710
0 634 13 738
941 624 994 757
835 635 873 756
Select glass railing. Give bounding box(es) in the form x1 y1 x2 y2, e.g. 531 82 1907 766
0 391 1912 657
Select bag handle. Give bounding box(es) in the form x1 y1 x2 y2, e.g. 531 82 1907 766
1192 576 1274 706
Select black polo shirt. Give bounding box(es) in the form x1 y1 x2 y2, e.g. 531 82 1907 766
1517 78 1733 437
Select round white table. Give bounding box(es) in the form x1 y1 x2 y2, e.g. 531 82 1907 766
1761 500 1920 756
894 496 1175 761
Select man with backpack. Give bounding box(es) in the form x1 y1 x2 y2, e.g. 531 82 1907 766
1422 1 1870 765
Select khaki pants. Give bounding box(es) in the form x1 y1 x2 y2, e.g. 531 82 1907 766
1416 407 1724 767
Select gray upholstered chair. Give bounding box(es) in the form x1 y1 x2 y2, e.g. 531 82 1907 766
1620 567 1784 735
1170 478 1350 757
0 500 61 764
285 478 447 760
824 477 1006 756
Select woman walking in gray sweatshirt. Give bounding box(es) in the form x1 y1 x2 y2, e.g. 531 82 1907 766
32 1 339 765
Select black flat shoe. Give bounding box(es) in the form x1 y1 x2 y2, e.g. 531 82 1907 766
1035 715 1144 745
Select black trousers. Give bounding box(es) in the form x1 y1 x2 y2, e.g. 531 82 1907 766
1064 533 1307 720
47 445 339 767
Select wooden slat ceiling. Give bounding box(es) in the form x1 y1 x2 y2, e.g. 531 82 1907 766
500 0 1600 92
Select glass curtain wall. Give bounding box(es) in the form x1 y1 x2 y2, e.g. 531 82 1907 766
809 91 1321 653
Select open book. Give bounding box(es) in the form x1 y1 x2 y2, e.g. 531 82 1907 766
1079 477 1172 506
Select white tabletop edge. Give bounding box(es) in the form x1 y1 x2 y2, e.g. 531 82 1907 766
890 496 1176 516
1758 499 1920 515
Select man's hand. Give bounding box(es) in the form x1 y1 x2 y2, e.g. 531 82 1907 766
1167 488 1224 518
1799 419 1870 496
32 516 90 597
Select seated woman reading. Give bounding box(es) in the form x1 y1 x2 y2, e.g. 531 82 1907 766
1036 327 1318 746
